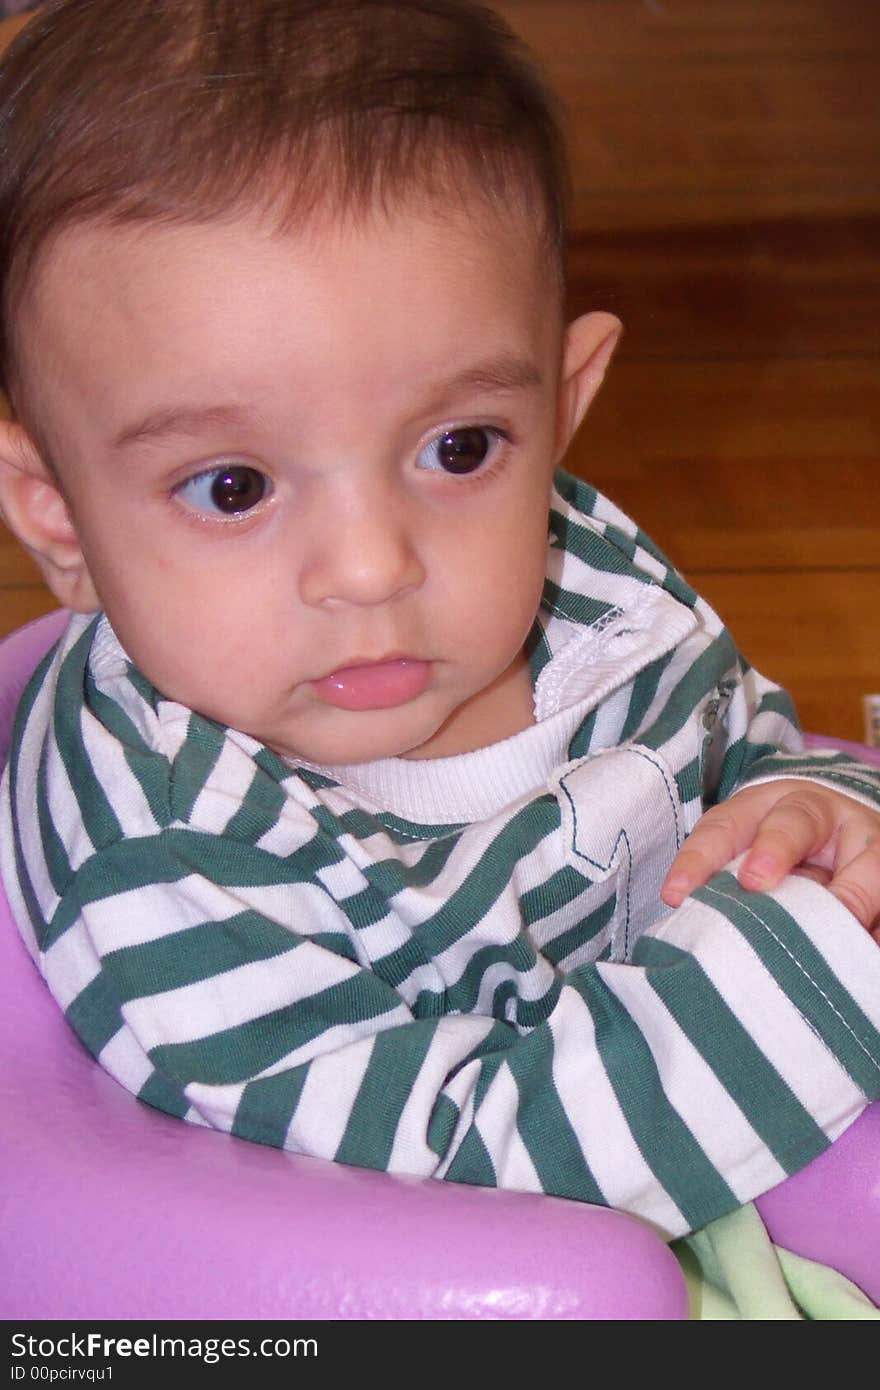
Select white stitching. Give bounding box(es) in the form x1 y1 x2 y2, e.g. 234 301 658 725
701 881 880 1075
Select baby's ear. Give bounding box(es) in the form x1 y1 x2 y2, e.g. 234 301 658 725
0 420 99 612
554 311 623 460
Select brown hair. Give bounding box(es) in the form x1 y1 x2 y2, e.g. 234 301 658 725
0 0 569 406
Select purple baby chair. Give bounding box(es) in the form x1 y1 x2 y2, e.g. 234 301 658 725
1 612 877 1320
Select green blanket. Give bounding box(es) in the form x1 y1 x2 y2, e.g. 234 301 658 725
673 1203 880 1319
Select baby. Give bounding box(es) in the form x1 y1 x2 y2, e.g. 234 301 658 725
1 0 879 1241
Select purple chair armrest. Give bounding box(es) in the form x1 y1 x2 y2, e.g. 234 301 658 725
756 1105 880 1303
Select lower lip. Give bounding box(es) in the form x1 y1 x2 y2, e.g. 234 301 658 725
312 659 431 711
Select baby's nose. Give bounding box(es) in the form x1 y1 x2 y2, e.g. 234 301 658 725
298 493 425 609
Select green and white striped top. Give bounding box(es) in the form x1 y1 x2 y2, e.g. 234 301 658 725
3 469 880 1237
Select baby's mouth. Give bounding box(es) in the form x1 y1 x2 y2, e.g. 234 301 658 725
311 658 431 711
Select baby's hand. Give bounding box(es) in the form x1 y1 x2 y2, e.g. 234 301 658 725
661 780 880 939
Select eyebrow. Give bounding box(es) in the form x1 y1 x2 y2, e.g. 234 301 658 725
110 355 543 451
111 403 255 451
436 355 544 398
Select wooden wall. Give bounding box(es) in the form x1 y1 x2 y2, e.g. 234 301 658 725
505 0 880 740
1 1 878 738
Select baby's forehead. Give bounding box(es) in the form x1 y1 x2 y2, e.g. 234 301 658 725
14 198 563 449
21 191 557 333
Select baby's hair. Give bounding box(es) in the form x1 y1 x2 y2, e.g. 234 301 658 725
0 0 570 407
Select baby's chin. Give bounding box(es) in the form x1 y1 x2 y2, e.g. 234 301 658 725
266 703 453 769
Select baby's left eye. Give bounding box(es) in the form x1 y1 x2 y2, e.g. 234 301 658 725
416 426 502 475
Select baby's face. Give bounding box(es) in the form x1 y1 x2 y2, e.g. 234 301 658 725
18 201 575 763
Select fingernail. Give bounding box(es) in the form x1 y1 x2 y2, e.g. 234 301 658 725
663 874 688 901
741 855 776 886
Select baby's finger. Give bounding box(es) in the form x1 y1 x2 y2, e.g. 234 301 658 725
834 812 880 872
825 839 880 932
737 794 835 892
661 804 760 906
791 863 833 886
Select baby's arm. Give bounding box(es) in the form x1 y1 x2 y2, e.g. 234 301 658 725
560 476 880 936
663 780 880 939
636 580 880 937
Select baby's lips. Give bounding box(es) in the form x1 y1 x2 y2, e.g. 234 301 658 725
311 658 430 711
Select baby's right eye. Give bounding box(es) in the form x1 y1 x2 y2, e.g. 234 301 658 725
175 464 272 518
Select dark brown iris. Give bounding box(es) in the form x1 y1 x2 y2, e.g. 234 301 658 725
436 428 491 474
210 466 267 513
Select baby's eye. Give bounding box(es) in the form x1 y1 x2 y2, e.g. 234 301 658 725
175 463 272 517
416 426 502 475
